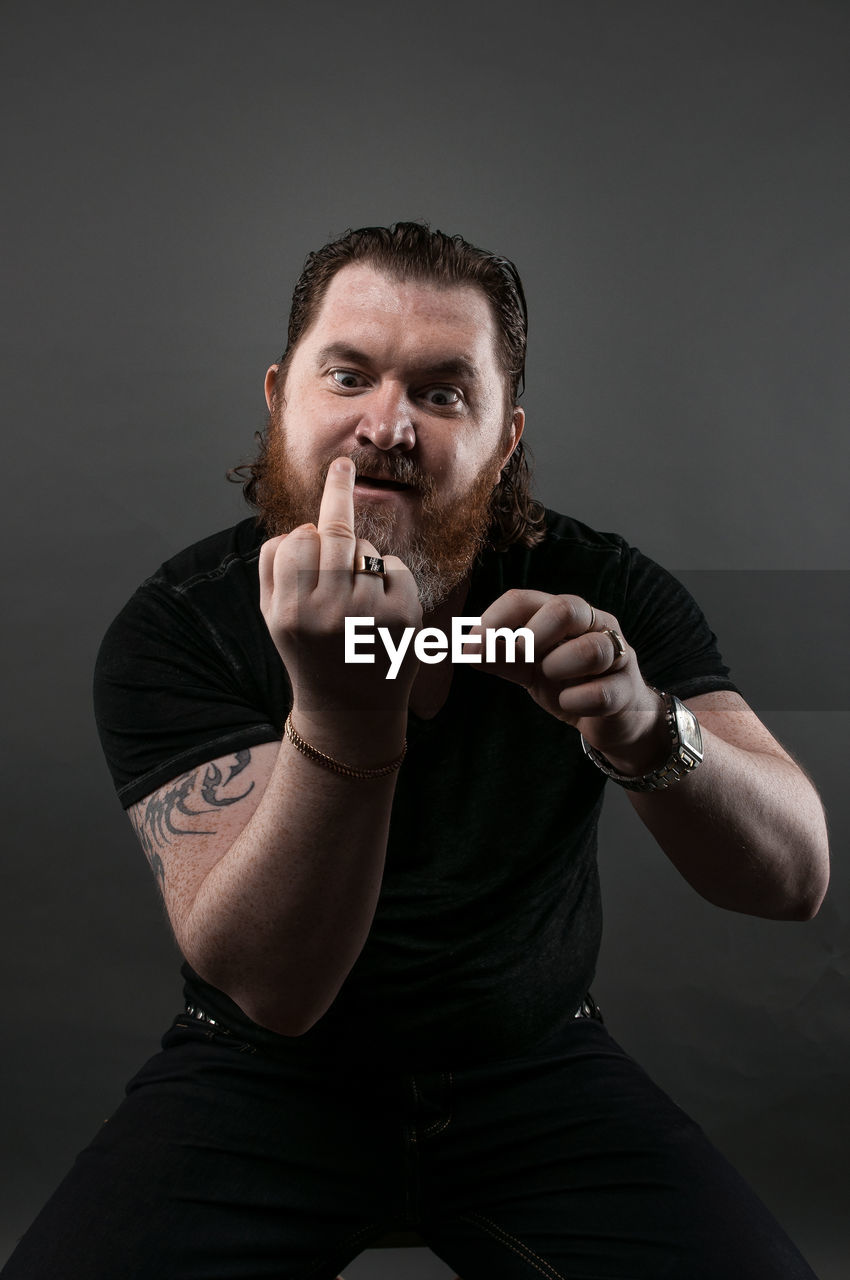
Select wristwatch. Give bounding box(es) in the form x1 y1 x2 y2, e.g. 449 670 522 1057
581 690 703 792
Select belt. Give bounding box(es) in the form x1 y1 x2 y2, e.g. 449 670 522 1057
185 993 604 1029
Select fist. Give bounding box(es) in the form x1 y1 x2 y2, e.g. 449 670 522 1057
465 589 663 761
259 458 423 721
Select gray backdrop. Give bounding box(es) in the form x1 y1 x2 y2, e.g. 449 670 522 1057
2 1 848 1275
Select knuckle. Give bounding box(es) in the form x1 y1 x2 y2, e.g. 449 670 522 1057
321 519 354 540
287 524 319 542
588 681 615 714
552 594 583 630
261 533 287 551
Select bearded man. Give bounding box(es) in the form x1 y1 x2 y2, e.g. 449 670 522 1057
3 223 828 1280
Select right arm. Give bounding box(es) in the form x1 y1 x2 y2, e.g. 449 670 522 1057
127 458 421 1035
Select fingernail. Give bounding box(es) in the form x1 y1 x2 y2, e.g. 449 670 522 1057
333 458 354 475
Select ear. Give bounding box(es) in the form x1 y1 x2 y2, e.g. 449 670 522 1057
497 406 525 477
264 364 280 412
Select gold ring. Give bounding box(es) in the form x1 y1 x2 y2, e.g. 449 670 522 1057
585 605 597 633
353 555 386 578
603 628 627 660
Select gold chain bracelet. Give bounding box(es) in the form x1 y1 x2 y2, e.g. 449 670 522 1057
284 712 407 779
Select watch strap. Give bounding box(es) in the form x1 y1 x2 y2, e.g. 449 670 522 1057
581 691 703 792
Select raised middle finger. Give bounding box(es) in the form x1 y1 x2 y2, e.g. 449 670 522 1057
316 457 357 572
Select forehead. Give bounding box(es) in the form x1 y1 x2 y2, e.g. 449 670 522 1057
302 263 501 370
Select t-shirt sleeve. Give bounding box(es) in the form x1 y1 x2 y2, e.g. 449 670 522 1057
93 578 284 809
613 544 740 701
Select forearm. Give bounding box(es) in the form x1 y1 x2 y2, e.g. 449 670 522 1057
471 589 830 920
621 727 829 920
179 711 406 1035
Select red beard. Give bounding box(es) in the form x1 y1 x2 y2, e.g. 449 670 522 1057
251 412 506 612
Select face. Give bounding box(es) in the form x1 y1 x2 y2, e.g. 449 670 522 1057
259 263 524 610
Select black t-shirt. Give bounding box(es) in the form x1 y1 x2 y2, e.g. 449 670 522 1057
94 509 737 1068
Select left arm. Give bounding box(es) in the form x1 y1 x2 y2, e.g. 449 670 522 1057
618 688 828 920
467 591 830 921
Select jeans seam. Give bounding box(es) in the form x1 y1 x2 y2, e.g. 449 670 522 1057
460 1211 567 1280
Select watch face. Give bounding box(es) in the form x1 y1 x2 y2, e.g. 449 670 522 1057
676 701 703 758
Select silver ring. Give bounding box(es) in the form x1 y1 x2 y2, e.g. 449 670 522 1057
603 628 627 661
353 555 386 578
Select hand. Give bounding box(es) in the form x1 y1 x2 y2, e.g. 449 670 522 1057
258 458 422 731
466 590 668 769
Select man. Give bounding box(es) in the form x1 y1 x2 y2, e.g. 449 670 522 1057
4 223 829 1278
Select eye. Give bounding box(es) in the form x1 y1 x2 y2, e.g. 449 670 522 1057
422 386 462 407
330 369 368 390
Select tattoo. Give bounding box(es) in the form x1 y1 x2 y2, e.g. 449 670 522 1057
200 751 253 806
130 750 255 889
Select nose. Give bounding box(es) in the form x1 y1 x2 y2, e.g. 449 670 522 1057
353 383 416 452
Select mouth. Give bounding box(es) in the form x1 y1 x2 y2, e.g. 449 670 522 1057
354 474 413 493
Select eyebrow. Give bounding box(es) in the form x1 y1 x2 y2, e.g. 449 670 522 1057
314 342 480 383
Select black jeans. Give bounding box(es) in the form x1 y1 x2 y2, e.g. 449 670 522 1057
2 1012 816 1279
